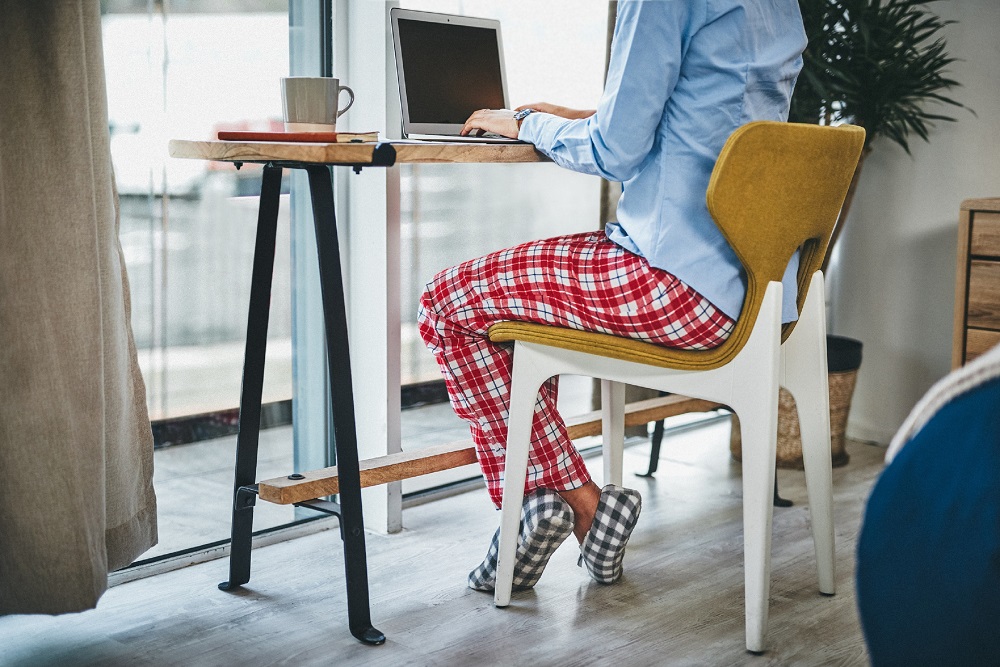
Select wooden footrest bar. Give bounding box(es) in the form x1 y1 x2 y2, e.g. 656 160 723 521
257 394 721 505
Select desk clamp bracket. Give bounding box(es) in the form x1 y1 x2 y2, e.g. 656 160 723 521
233 484 259 512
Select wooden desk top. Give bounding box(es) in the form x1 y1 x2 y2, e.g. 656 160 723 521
168 139 548 166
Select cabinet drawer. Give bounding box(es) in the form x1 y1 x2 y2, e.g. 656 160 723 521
972 211 1000 257
966 328 1000 363
968 260 1000 330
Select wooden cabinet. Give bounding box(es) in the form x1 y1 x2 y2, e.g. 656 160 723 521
953 198 1000 367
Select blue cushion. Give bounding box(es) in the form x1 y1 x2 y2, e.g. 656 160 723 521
856 376 1000 666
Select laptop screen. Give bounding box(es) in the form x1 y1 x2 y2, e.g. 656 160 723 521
396 18 505 126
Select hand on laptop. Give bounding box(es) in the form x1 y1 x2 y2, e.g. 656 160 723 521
515 103 596 120
461 104 598 140
461 109 521 140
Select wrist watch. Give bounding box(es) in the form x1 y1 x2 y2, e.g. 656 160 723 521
513 108 534 129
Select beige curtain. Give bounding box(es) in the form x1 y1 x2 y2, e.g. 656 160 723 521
0 1 157 614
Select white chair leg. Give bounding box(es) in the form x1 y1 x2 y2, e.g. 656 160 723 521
731 282 782 653
782 271 835 594
733 389 779 654
601 379 626 486
494 343 551 607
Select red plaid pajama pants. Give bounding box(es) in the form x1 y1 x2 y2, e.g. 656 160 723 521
417 232 734 508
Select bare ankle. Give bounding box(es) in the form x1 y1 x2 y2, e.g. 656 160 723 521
557 481 602 543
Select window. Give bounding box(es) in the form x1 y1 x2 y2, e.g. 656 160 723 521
104 4 293 420
102 0 614 559
103 1 296 559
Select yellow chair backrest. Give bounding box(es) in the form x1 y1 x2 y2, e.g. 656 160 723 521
489 121 865 371
707 121 865 354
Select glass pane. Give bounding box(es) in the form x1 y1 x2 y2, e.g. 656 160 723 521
103 3 295 558
105 7 292 420
397 0 608 384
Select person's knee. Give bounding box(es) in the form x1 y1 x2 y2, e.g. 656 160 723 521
417 284 434 314
417 269 455 346
416 289 438 345
419 264 465 320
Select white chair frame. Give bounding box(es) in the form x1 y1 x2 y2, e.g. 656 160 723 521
493 271 835 653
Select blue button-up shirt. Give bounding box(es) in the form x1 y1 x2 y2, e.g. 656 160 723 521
518 0 807 323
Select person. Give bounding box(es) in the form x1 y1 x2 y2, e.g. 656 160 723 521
418 0 807 592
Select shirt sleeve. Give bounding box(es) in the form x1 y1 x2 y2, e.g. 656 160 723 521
518 0 693 182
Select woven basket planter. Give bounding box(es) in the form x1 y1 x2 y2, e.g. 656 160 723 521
730 335 861 470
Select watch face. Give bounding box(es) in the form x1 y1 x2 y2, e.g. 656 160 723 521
513 108 531 120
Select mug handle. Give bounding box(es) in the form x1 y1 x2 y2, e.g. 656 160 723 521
337 85 355 118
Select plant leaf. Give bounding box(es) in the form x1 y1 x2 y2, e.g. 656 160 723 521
791 0 972 151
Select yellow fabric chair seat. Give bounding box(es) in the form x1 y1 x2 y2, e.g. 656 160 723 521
488 320 730 371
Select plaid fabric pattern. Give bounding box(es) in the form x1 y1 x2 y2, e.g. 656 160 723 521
418 232 734 508
579 485 643 584
468 488 575 592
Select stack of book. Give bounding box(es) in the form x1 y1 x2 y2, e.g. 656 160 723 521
217 131 380 143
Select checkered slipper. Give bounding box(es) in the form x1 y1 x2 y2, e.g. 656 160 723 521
468 488 575 592
578 485 642 584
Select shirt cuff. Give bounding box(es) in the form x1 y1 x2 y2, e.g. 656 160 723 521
517 111 568 149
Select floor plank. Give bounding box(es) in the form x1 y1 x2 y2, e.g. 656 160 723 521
0 423 885 666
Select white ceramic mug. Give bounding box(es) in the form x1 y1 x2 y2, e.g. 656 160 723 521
280 77 355 132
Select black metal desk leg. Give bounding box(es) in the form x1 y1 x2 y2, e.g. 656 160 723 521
637 419 665 478
306 165 385 646
219 165 283 591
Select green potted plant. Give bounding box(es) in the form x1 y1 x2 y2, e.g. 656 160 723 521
791 0 969 267
732 0 970 472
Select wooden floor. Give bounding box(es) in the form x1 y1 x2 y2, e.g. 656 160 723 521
0 422 885 667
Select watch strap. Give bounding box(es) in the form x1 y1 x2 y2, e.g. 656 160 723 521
513 108 534 125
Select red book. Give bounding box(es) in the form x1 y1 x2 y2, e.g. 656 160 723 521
217 130 380 143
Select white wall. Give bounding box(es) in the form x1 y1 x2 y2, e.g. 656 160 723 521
830 0 1000 444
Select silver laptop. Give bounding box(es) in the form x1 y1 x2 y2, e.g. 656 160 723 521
390 8 522 143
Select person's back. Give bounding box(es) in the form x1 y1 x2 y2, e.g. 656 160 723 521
592 0 808 325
